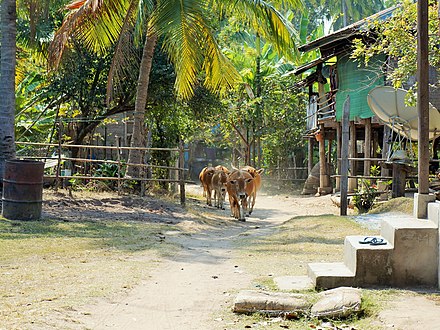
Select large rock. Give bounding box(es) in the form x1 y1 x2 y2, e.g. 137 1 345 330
233 290 312 318
311 287 362 318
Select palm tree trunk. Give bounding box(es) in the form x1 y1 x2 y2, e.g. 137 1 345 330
126 32 158 178
0 0 17 180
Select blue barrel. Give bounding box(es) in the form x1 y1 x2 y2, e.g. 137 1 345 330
2 159 44 220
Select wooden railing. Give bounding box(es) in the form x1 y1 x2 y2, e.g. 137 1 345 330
15 141 191 206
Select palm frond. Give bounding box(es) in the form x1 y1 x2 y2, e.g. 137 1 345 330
106 0 141 106
48 0 129 69
151 0 207 99
224 0 301 60
153 0 242 99
201 25 242 96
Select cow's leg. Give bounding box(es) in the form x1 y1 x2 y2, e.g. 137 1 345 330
215 188 221 208
206 187 213 206
238 197 247 221
228 195 235 217
213 189 218 208
248 192 256 215
220 190 226 210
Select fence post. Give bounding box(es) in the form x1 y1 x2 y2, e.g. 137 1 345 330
179 140 185 207
55 120 62 192
116 136 122 195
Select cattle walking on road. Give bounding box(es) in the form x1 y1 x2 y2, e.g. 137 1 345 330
241 165 264 215
226 169 254 221
211 170 228 210
199 166 216 206
199 164 262 221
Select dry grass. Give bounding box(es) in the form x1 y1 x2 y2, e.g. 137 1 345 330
370 197 413 214
0 217 178 329
234 214 379 278
220 197 419 330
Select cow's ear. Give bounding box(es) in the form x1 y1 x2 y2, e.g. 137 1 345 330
257 169 264 174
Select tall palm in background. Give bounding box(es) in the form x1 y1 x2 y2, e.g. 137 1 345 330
0 0 17 180
49 0 302 177
306 0 386 30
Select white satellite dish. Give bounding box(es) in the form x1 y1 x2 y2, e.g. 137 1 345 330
367 86 440 141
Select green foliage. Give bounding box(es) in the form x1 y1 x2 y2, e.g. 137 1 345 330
370 165 380 177
353 179 378 213
351 0 440 91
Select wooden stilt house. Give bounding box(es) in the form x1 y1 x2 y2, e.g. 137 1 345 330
295 7 398 195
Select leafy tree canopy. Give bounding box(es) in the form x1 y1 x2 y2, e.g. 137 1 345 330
351 0 440 95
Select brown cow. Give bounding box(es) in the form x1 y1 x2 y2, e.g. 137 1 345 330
211 170 228 209
241 165 264 215
199 166 216 205
215 165 230 174
226 169 254 221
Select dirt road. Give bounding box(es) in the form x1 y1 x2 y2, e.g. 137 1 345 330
79 189 341 329
76 188 440 330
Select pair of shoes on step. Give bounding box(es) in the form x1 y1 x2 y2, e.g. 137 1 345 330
359 236 387 246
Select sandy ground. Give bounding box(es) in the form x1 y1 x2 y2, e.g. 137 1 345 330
78 188 341 330
45 185 440 330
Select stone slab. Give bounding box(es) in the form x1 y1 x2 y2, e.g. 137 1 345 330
233 290 312 317
274 275 314 291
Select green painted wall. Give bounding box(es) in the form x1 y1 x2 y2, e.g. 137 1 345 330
335 54 385 121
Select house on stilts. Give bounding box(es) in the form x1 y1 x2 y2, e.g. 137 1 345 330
295 5 440 199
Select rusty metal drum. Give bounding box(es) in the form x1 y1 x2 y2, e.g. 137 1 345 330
2 159 45 220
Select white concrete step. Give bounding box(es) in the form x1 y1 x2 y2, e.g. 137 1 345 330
307 262 355 289
343 235 393 286
308 213 439 289
380 217 438 287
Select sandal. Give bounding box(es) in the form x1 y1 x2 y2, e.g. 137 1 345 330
359 236 375 244
369 237 387 246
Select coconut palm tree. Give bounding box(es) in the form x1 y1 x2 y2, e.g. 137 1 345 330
0 0 18 180
49 0 302 177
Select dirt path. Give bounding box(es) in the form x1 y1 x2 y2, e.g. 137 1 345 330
79 190 341 329
75 188 440 330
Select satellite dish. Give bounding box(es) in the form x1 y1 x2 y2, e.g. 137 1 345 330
367 86 440 141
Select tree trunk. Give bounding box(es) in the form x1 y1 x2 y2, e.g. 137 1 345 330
126 32 158 178
0 0 17 180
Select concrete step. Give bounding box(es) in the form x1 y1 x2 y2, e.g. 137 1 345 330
343 235 393 285
308 214 439 289
380 216 438 246
380 217 438 287
427 201 440 227
307 262 355 289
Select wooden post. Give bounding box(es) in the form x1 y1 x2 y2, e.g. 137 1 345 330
319 124 328 194
308 138 314 175
179 140 186 207
381 126 391 177
349 121 357 192
340 96 350 215
277 157 281 182
417 0 429 194
364 118 372 176
116 136 122 196
336 122 342 191
55 120 62 192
